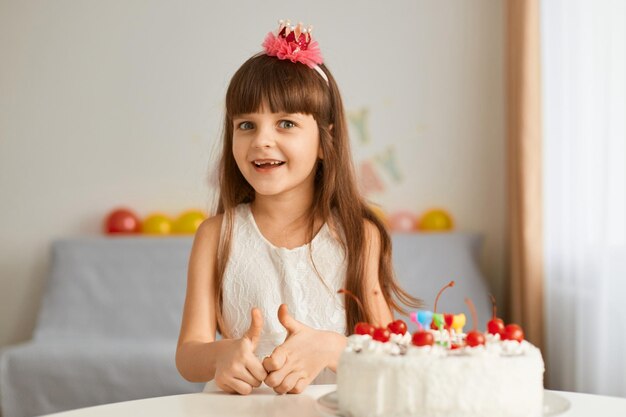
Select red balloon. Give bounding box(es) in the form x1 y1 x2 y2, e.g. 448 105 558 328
104 208 141 234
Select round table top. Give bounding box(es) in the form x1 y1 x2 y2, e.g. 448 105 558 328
44 384 626 417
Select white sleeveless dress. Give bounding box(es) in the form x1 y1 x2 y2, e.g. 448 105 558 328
203 203 347 391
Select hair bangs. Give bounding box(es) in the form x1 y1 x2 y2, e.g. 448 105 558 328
226 54 330 123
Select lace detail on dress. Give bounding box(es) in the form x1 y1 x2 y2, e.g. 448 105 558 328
221 204 347 371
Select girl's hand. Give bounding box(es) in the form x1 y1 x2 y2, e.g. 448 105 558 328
214 308 268 395
263 304 346 394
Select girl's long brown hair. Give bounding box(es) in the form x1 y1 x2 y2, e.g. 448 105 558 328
212 54 421 337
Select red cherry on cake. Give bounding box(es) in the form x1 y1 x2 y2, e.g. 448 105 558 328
387 319 408 335
466 330 486 347
354 322 375 336
487 318 505 335
412 331 434 347
372 327 391 343
487 294 505 335
502 324 525 342
464 297 486 347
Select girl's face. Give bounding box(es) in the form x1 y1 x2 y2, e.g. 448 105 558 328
232 103 322 200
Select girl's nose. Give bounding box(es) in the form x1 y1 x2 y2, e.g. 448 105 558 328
250 126 275 148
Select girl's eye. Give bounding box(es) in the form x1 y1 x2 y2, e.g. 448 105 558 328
278 120 296 129
237 121 254 130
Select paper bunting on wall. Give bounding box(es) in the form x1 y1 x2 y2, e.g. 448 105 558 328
348 108 372 145
348 107 403 197
358 160 385 195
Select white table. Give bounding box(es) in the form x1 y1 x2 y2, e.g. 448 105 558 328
42 384 626 417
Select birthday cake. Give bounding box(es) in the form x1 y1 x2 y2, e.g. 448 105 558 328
336 284 545 417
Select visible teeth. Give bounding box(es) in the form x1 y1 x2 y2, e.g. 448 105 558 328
254 161 283 166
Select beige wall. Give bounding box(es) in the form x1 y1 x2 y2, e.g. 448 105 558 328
0 0 505 347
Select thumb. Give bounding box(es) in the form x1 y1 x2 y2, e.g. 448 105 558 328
277 304 302 335
244 307 263 347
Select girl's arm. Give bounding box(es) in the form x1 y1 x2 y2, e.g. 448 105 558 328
175 215 267 394
363 220 394 326
176 216 221 381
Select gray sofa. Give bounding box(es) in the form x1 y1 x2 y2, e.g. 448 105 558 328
0 233 490 417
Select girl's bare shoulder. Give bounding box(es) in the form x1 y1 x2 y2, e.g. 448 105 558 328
188 214 224 274
193 214 224 249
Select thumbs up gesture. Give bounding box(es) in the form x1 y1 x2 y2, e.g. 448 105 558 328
263 304 345 394
213 308 268 395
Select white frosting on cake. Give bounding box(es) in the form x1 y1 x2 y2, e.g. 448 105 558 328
337 332 545 417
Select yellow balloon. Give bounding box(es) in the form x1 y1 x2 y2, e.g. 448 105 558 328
418 209 454 231
173 210 206 234
142 213 173 235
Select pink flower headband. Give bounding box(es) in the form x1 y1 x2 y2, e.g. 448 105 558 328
262 19 329 85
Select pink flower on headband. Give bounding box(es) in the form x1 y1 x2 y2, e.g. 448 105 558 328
262 21 324 69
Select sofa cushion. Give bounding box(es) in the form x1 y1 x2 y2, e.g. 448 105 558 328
34 237 193 342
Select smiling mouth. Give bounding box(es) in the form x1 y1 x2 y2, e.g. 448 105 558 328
252 160 285 168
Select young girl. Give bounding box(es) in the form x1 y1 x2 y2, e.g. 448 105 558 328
176 19 419 395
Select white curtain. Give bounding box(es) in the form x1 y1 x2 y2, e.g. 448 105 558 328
542 0 626 396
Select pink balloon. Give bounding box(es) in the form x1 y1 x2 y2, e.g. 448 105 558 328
389 211 418 232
